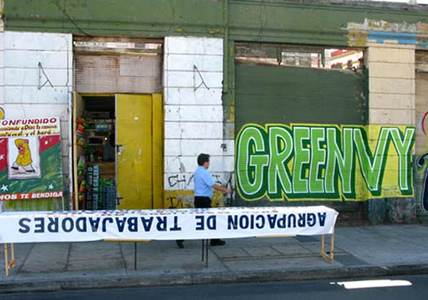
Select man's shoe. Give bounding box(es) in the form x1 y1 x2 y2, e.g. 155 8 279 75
176 240 184 248
210 239 226 246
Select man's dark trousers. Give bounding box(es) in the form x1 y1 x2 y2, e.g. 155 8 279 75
194 196 222 244
194 196 211 209
176 196 222 247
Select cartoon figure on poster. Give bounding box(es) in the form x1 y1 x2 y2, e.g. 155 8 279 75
0 117 64 201
8 137 41 179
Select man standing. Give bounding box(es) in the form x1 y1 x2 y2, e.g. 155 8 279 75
176 153 230 248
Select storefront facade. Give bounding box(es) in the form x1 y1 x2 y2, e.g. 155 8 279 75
1 0 428 224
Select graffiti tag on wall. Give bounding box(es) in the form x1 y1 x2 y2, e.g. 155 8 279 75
164 172 235 208
236 124 415 201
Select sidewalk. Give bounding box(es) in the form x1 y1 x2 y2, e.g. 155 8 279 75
1 224 428 293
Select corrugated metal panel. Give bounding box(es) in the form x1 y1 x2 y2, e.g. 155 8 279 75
234 62 368 223
75 54 161 93
235 63 367 130
74 37 162 93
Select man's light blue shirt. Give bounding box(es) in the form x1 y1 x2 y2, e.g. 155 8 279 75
194 166 214 198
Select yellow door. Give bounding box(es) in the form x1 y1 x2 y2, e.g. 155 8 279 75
116 94 153 209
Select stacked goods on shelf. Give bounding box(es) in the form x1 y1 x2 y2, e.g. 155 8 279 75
76 108 117 210
104 186 117 210
77 155 87 204
85 166 93 210
93 165 100 210
93 119 112 132
99 178 116 210
76 117 87 209
76 118 86 147
98 162 115 179
86 165 100 210
86 118 114 163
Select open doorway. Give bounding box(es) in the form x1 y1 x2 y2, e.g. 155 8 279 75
73 37 164 210
74 95 116 210
73 93 164 211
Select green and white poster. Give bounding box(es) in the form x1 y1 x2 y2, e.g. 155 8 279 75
0 117 64 201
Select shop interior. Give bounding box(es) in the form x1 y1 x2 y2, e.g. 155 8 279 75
75 96 117 210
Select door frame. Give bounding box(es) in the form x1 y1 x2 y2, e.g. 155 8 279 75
72 92 163 210
72 93 115 210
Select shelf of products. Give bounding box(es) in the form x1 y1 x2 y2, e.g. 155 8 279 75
75 112 117 210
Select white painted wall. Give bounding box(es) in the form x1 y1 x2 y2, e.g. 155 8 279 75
163 36 233 192
0 31 73 197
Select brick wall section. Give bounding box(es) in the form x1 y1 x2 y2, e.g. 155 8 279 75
0 31 72 198
163 37 233 196
367 42 416 224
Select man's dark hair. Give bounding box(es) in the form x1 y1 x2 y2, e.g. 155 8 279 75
197 153 210 166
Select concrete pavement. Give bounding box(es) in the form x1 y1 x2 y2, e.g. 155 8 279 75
1 224 428 293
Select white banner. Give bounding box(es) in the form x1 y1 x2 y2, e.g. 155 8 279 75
0 206 338 243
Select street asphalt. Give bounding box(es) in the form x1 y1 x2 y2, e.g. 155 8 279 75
2 274 428 300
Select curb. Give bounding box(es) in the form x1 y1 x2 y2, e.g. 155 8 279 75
1 264 428 293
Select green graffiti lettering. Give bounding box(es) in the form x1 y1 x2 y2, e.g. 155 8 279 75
236 126 269 198
389 127 415 194
235 124 415 201
325 127 355 197
292 127 311 194
267 126 293 199
309 128 326 194
354 128 390 196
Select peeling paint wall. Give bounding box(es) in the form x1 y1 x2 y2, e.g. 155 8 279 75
367 44 416 223
0 31 72 210
345 18 422 223
163 36 234 208
347 18 428 49
368 45 416 223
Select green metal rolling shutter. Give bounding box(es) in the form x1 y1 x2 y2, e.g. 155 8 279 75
234 62 368 222
235 63 367 130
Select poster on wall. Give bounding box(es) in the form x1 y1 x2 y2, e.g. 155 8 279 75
0 117 64 201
